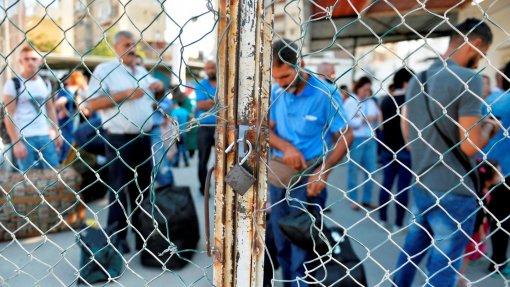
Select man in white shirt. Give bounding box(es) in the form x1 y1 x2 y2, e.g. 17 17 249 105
2 45 62 172
86 31 164 253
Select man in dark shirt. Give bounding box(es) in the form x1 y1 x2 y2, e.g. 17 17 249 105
378 68 413 232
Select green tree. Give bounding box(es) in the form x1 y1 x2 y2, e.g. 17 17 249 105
89 30 147 58
89 33 115 57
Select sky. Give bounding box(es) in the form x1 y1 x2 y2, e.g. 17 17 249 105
1 0 218 60
163 0 217 60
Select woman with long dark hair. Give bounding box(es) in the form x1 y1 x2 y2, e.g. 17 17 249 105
344 76 379 210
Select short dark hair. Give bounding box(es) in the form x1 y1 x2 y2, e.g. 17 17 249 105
272 38 299 67
451 18 493 46
353 76 372 94
20 45 36 54
393 68 414 89
340 85 348 91
502 61 510 91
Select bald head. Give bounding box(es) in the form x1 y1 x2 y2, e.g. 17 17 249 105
204 60 217 81
113 31 137 66
317 62 335 83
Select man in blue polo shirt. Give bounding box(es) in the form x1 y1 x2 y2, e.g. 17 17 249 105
195 60 217 195
269 39 353 287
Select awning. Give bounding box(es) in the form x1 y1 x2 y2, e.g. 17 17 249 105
309 0 470 52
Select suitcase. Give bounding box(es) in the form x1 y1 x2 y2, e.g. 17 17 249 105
138 185 200 269
0 167 83 241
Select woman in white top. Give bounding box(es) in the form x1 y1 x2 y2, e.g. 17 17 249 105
343 77 379 210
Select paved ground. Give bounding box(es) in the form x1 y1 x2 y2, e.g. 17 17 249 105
0 154 507 286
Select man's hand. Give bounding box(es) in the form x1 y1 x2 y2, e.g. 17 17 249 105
50 128 63 149
282 145 307 170
149 81 164 93
130 88 146 100
481 117 500 138
307 167 327 197
13 141 28 160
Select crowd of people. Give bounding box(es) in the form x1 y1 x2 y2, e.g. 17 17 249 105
0 31 213 254
267 18 510 287
0 16 509 287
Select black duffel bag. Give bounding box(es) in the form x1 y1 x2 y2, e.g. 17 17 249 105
138 185 200 270
278 206 331 253
306 227 368 287
279 208 367 286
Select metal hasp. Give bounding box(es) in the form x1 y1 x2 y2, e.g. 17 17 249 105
214 0 273 286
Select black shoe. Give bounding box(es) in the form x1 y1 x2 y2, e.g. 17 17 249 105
362 203 377 209
173 163 179 168
118 240 131 254
185 162 189 167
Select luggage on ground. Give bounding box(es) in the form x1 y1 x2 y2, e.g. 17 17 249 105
138 185 200 270
306 227 368 287
77 222 124 285
0 167 83 241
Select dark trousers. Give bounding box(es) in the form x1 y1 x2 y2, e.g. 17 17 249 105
488 178 510 269
104 133 152 249
74 117 105 155
269 183 327 287
378 149 412 227
198 126 215 194
174 136 189 166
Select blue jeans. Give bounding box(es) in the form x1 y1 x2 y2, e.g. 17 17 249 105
151 126 174 186
17 135 59 172
269 183 327 287
378 149 412 227
59 129 74 163
348 137 377 205
393 188 477 287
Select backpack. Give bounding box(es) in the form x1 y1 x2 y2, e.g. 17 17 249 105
0 77 21 144
77 225 124 285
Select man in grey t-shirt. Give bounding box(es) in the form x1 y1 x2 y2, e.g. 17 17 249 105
394 18 499 287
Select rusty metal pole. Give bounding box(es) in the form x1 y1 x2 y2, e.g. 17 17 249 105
214 0 273 286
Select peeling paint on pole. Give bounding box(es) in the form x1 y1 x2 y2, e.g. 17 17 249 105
215 0 273 286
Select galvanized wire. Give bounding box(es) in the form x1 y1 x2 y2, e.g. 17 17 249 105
1 0 510 286
0 0 219 286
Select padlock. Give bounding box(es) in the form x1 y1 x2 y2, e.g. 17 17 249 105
224 139 256 195
224 164 256 195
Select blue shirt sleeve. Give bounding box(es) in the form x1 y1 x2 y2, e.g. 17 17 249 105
159 98 173 114
196 80 214 102
329 90 348 134
58 88 73 101
270 85 279 122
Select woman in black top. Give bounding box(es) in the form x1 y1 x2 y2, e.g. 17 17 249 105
378 68 414 232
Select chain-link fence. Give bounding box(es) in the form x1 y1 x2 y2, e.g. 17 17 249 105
1 0 510 287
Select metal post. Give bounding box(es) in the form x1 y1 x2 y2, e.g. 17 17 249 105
214 0 273 286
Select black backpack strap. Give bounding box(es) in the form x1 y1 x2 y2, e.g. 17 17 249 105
0 78 21 144
12 77 43 112
421 71 481 194
11 77 21 98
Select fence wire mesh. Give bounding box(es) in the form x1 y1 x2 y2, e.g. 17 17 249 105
0 0 509 287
